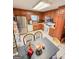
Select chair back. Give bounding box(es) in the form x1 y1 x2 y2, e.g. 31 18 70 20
23 33 34 46
34 31 42 40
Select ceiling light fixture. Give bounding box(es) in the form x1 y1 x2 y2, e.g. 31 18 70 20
33 2 50 10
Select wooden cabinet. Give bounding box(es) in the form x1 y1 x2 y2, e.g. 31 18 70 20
49 28 55 37
42 6 65 41
33 23 44 31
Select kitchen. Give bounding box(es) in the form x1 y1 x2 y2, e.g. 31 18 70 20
13 0 65 59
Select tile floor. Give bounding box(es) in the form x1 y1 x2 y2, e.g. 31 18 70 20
53 37 65 59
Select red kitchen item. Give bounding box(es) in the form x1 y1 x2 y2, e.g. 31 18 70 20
27 47 33 57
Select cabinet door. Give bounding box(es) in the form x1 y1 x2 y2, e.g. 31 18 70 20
53 13 65 40
49 28 54 37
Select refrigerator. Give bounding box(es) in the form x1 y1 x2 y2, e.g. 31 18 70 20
16 16 28 34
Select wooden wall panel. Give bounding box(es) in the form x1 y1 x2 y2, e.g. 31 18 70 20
43 6 65 40
13 8 43 21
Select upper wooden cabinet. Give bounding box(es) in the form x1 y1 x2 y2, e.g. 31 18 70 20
13 9 21 16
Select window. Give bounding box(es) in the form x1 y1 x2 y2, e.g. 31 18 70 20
31 15 39 22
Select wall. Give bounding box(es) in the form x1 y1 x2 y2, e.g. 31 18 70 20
43 6 65 40
13 8 43 21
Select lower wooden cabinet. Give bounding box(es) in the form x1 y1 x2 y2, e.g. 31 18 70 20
49 28 54 37
33 23 44 31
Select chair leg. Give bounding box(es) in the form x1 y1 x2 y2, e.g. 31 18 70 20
50 55 57 59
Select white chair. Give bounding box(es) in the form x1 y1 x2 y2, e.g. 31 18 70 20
23 33 34 46
23 33 35 55
34 31 42 40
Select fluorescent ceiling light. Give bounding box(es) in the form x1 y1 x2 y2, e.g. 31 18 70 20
33 2 50 10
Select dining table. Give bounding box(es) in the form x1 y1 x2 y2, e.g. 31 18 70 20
14 30 59 59
18 38 59 59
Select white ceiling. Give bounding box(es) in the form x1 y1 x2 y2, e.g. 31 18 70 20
13 0 65 12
